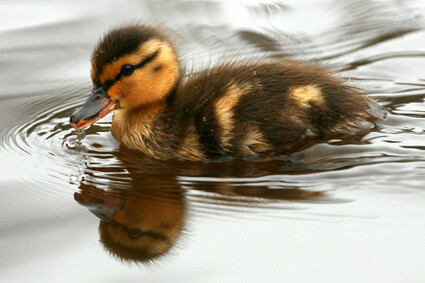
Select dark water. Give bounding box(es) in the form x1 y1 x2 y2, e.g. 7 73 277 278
1 0 425 282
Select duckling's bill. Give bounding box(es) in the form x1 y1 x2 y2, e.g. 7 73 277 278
70 86 117 131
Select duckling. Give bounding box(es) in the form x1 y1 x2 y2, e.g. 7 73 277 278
70 23 386 161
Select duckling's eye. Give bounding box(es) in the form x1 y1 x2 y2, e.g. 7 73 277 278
121 65 135 76
128 228 142 239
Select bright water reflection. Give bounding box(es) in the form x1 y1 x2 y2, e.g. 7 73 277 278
1 0 425 282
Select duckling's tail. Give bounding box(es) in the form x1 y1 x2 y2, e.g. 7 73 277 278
326 97 387 135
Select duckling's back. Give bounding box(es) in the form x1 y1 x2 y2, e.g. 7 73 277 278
172 60 386 159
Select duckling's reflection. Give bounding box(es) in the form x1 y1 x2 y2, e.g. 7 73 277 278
74 147 323 264
75 171 185 263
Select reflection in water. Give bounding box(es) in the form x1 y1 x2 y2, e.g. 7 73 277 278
74 148 323 263
75 182 185 263
1 0 425 280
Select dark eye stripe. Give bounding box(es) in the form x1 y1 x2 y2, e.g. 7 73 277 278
135 49 160 69
110 219 168 242
103 79 114 90
103 49 160 90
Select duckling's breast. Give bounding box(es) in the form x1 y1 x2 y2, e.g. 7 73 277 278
112 104 206 161
111 105 174 160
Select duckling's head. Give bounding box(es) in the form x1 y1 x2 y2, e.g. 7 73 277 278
70 24 179 130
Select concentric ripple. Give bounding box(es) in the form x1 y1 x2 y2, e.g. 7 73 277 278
1 2 425 279
1 0 425 220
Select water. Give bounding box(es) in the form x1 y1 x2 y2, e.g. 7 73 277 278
1 0 425 282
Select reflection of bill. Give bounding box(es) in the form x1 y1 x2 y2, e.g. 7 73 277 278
75 183 185 263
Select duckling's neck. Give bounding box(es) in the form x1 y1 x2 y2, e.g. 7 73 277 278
111 101 168 157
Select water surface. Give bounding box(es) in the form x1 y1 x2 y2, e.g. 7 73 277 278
1 0 425 282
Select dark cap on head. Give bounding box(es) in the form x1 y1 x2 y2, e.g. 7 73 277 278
92 24 168 80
